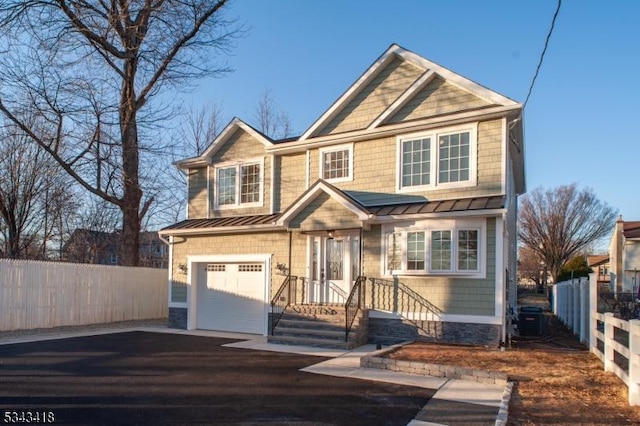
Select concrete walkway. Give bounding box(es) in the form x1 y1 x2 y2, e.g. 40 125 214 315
1 324 509 425
225 336 508 426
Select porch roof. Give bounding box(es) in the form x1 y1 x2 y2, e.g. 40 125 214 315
159 213 282 235
367 195 504 216
160 195 505 236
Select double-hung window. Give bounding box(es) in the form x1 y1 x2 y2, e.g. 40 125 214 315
397 124 477 191
319 143 353 183
383 219 484 277
215 158 263 208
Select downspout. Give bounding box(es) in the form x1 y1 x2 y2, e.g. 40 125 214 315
360 226 365 308
270 154 276 214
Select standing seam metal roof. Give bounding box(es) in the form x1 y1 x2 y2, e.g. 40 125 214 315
160 195 505 233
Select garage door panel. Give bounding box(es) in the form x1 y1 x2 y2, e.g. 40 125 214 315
196 261 266 334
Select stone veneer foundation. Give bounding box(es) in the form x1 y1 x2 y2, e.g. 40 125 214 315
367 317 501 346
168 307 188 329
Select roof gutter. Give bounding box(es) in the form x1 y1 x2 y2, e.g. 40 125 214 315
368 208 507 223
159 224 284 237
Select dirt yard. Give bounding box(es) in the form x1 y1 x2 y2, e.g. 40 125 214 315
388 292 640 425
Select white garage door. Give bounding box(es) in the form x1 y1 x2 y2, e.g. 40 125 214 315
196 262 266 334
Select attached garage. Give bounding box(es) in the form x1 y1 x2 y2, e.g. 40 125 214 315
189 255 271 335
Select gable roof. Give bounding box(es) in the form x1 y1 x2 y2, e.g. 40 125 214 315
276 180 372 228
300 44 520 141
175 118 273 169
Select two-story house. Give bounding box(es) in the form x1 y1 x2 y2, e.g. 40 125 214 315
160 44 525 347
63 229 168 268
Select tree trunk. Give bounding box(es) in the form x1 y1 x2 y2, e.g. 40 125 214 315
119 58 142 267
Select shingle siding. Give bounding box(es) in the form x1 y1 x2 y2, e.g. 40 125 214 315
277 152 308 210
312 118 503 203
288 193 362 231
188 167 208 218
319 57 424 136
170 231 307 300
389 77 492 123
187 128 273 217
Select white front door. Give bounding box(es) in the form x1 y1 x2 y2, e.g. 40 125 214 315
307 232 360 304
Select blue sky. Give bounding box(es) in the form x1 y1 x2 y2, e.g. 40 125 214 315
178 0 640 222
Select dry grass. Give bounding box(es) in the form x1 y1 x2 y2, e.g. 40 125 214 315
388 294 640 425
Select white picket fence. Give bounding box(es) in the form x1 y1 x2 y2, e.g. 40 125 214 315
0 259 168 332
553 273 640 405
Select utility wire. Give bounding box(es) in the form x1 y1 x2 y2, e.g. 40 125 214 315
523 0 562 110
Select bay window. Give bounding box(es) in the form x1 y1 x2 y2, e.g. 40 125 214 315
383 219 484 277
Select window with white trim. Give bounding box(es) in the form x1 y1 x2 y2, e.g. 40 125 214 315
397 124 477 191
383 219 485 277
214 159 263 208
320 144 353 182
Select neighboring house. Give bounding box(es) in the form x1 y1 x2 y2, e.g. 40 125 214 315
587 254 611 290
609 217 640 294
63 229 168 268
160 44 525 346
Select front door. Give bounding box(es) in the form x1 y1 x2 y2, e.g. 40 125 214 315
307 232 360 304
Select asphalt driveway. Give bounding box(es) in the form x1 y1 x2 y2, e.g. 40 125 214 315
0 331 435 425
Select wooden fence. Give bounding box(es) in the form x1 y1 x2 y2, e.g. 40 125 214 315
553 273 640 405
0 259 168 332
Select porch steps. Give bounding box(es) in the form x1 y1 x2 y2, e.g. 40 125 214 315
268 304 367 350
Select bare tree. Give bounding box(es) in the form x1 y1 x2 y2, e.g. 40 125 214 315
181 103 225 157
0 124 73 259
517 245 544 287
518 184 618 283
252 89 293 139
0 0 239 265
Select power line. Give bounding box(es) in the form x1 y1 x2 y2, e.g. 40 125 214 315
523 0 562 110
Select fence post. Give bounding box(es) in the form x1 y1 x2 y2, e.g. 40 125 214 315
589 273 597 353
580 278 588 344
604 312 616 373
629 319 640 406
566 282 573 329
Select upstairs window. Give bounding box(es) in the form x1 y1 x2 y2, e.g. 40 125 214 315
320 143 353 182
397 124 477 192
215 159 263 209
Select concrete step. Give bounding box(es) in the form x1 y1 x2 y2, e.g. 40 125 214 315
273 325 347 340
270 304 367 350
280 313 346 326
277 318 344 331
267 334 358 350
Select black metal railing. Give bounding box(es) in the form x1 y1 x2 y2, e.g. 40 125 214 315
345 276 365 341
369 277 442 335
270 275 298 334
